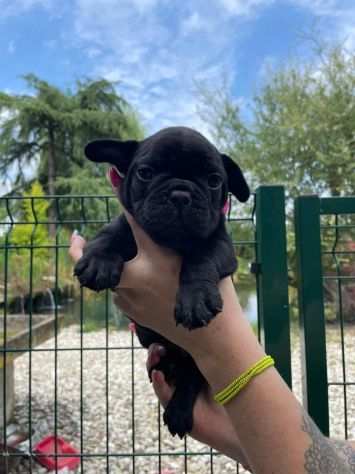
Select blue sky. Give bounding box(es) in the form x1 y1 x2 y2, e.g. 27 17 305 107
0 0 355 137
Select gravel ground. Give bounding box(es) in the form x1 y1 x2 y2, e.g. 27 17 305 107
9 322 355 473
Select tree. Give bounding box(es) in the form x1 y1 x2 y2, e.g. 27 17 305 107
198 43 355 320
199 44 355 200
11 180 49 253
5 181 50 312
0 75 143 234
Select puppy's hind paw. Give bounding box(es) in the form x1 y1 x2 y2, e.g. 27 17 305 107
163 403 193 439
175 282 223 330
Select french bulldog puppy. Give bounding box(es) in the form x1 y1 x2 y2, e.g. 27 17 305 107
74 126 249 437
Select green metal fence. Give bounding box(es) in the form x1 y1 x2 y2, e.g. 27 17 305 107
295 195 355 438
0 185 291 473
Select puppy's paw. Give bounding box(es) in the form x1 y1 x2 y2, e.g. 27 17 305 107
175 282 223 330
74 252 124 291
163 401 193 439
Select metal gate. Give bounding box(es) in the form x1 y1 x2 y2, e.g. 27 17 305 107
0 185 291 473
295 195 355 438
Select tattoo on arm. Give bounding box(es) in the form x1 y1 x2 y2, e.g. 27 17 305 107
302 411 355 473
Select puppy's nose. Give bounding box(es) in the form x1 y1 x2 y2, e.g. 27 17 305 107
169 190 192 208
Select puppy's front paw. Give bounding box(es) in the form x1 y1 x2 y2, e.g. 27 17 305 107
175 282 223 330
163 400 193 439
74 252 124 291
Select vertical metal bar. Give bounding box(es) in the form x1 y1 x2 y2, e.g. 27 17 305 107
2 199 12 459
332 215 348 438
251 195 261 342
105 289 110 472
131 330 135 474
54 198 59 472
184 436 187 473
28 198 37 472
80 286 84 473
104 196 110 472
294 195 329 435
255 186 292 387
158 402 161 473
79 196 85 473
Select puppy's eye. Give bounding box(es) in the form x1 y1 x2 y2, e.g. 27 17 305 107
136 165 154 182
207 173 223 189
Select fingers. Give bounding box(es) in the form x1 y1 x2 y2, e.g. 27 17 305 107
108 177 181 275
151 370 174 409
146 344 166 373
69 231 87 263
123 210 175 259
108 177 161 256
146 344 173 409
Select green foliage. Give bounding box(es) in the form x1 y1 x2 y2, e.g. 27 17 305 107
0 74 144 205
0 183 75 303
11 181 49 255
198 42 355 291
199 44 355 199
3 182 49 299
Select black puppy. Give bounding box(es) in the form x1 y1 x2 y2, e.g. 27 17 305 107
74 126 249 437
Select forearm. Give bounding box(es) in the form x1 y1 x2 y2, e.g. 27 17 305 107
190 392 251 469
192 278 355 474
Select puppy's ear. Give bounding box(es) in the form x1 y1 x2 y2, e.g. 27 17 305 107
221 154 250 202
84 139 139 174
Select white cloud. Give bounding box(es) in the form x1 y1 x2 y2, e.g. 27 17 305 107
181 12 211 35
289 0 338 15
4 0 355 141
217 0 275 16
8 41 16 54
258 55 278 80
72 0 245 136
131 0 160 13
0 0 53 16
344 25 355 51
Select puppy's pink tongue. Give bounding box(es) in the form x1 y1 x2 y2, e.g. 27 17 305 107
109 167 123 188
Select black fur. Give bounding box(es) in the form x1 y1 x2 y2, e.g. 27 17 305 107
74 126 249 438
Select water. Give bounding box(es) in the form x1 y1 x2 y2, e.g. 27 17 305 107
238 287 258 322
59 287 258 332
59 292 128 332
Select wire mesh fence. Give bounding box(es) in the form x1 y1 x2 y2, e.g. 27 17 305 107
321 208 355 441
295 195 355 440
0 192 263 473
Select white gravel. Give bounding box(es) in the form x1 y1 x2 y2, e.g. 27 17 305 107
10 323 355 473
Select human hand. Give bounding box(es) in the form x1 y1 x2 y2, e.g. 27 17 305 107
69 221 245 371
69 173 261 380
147 343 251 471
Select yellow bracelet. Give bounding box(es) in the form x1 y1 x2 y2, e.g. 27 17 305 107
213 355 275 405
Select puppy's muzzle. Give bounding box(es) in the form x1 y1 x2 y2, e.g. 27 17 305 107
169 190 192 208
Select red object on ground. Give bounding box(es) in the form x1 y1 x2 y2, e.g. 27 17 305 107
34 435 80 471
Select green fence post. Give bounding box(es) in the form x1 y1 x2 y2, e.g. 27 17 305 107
255 186 292 388
294 195 329 435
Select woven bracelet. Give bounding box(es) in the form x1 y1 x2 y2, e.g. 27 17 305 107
213 355 275 405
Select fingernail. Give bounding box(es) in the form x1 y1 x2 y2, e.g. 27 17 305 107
156 345 166 356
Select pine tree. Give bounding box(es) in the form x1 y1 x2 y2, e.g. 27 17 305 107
0 75 143 234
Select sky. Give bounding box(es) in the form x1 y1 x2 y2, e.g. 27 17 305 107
0 0 355 138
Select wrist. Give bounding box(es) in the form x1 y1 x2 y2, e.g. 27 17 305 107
189 279 265 393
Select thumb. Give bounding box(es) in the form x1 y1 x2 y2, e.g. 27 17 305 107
151 370 175 409
123 209 179 261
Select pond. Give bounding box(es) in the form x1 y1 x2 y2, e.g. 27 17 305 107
58 285 258 332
